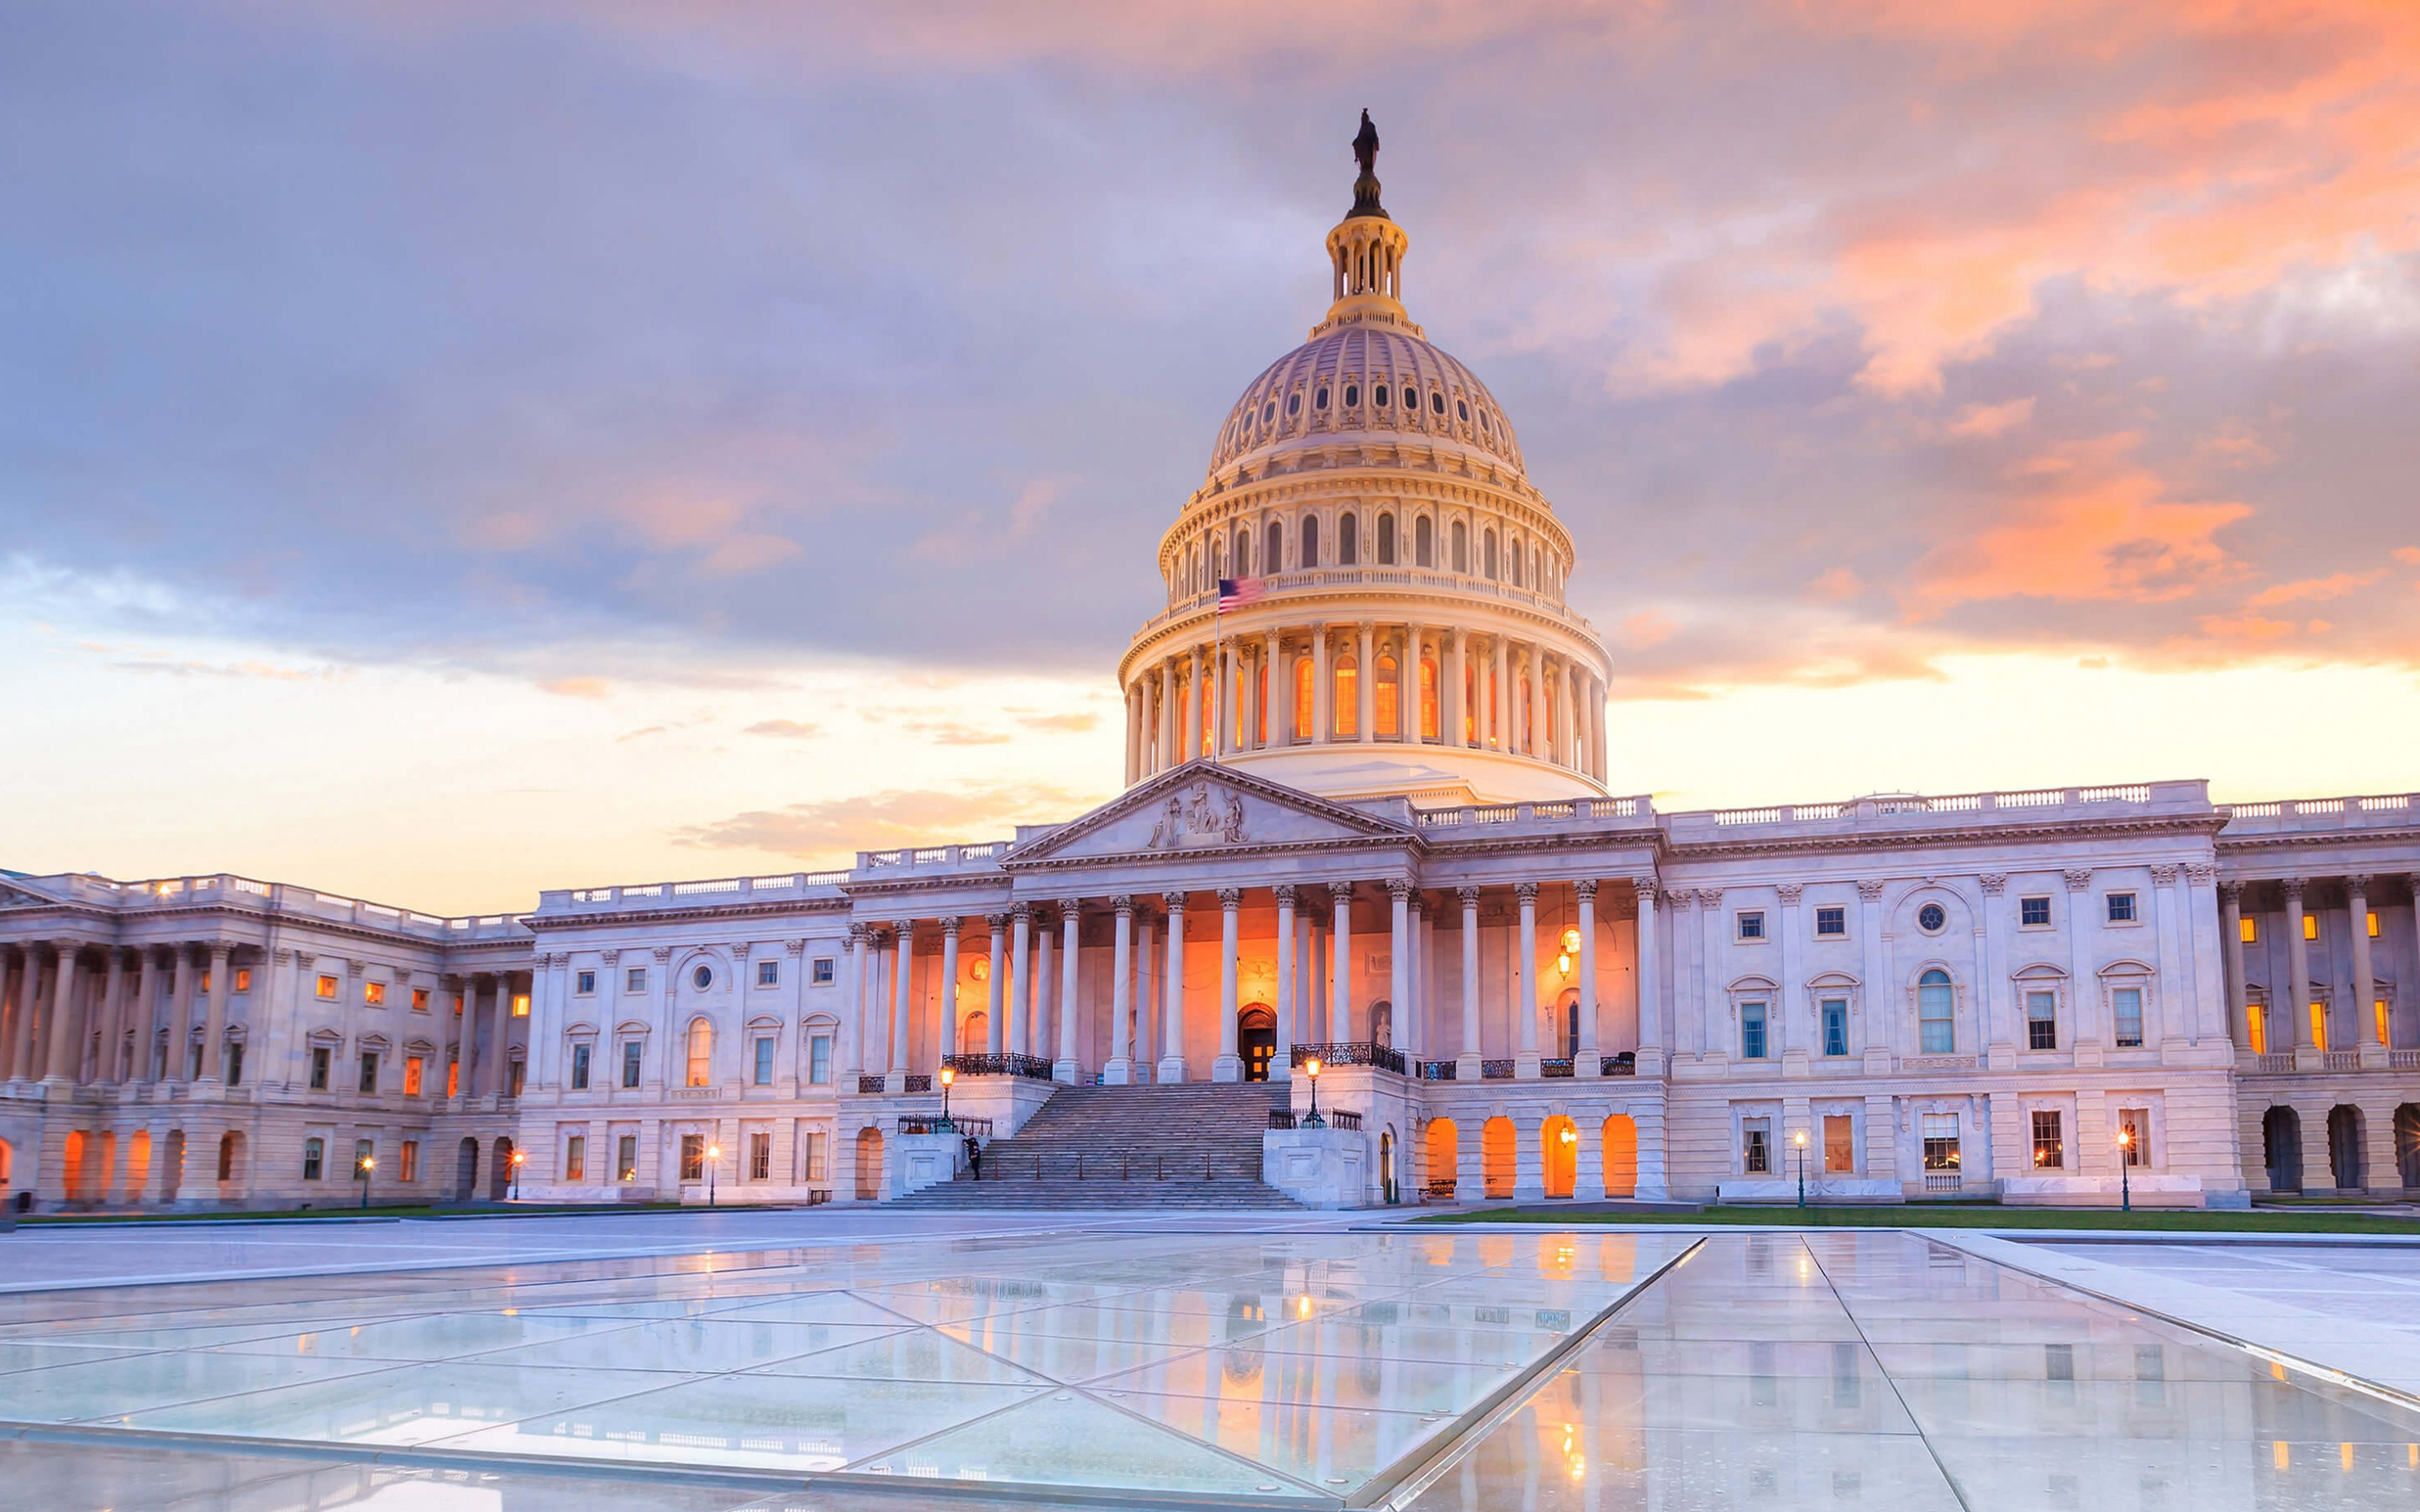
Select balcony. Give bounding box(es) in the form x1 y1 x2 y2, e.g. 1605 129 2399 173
538 871 849 917
1665 781 2212 843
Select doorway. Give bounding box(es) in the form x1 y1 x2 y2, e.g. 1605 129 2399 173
455 1137 480 1201
2262 1106 2302 1193
1239 1005 1276 1081
490 1137 516 1200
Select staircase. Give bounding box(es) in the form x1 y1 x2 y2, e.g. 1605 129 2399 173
886 1082 1304 1209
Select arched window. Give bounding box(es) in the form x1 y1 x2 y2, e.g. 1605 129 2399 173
1265 520 1283 574
1256 657 1269 741
1451 520 1468 572
1232 528 1249 577
1376 512 1396 564
1212 538 1226 580
1286 391 1301 417
1315 386 1330 411
1344 382 1360 407
1414 515 1434 566
1293 656 1314 739
1376 655 1400 738
1339 512 1359 565
1374 382 1391 409
1918 970 1954 1054
686 1019 713 1088
1509 536 1523 587
1334 656 1360 738
1301 514 1320 568
1418 655 1439 739
1191 545 1202 592
1483 529 1498 579
1532 548 1542 587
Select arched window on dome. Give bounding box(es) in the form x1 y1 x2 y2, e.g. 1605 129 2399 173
1232 526 1249 577
1265 520 1283 575
1376 512 1396 565
1414 515 1434 567
1339 512 1359 566
1374 383 1390 410
1509 535 1523 588
1293 656 1313 740
1431 390 1445 416
1483 528 1498 580
1376 654 1400 738
1532 549 1542 590
1451 520 1468 573
1344 382 1360 408
1286 391 1301 417
1301 514 1320 568
1315 386 1330 412
1333 655 1359 738
1212 538 1226 582
1456 397 1469 423
1419 654 1439 740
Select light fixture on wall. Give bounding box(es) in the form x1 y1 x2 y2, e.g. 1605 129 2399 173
971 958 989 982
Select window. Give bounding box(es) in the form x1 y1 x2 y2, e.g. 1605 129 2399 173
365 982 387 1007
411 988 429 1012
355 1138 374 1181
2246 995 2268 1055
1375 654 1399 736
2026 990 2058 1051
1923 1113 1960 1172
1343 382 1359 407
1373 382 1389 408
2107 892 2138 923
754 1036 776 1086
686 1021 713 1087
2308 1000 2328 1053
802 1129 829 1182
750 1131 772 1182
617 1133 639 1183
1815 906 1845 937
679 1134 706 1183
189 1040 206 1081
1821 999 1849 1058
2366 909 2380 938
808 1033 833 1084
1451 520 1468 572
2302 911 2318 942
576 969 597 995
1265 519 1283 573
512 992 529 1018
1823 1115 1855 1173
1737 911 1765 941
1740 1001 1769 1059
399 1139 418 1183
757 959 779 988
508 1058 525 1096
358 1052 379 1094
626 967 648 994
2112 986 2144 1047
812 957 835 985
234 967 251 994
1339 512 1358 564
2377 997 2391 1048
1917 969 1954 1053
692 965 713 991
1334 658 1359 737
622 1041 644 1088
1456 397 1469 422
1415 514 1434 566
2031 1110 2065 1168
2238 915 2258 943
403 1055 424 1095
1301 513 1320 567
2118 1109 2148 1167
1315 386 1330 412
302 1137 324 1180
571 1043 592 1090
224 1041 245 1085
1741 1119 1771 1174
2021 895 2052 927
1376 512 1396 564
1293 656 1314 738
564 1135 586 1183
1483 528 1498 579
316 974 338 1000
1917 902 1947 933
446 1056 460 1096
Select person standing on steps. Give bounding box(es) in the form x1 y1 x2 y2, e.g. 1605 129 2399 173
965 1133 982 1181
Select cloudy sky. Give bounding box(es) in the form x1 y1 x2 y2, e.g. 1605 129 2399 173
4 1 2416 913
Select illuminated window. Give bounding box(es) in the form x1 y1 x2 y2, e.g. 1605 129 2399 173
618 1134 638 1183
2376 997 2390 1047
364 982 386 1007
1923 1113 1960 1171
411 987 429 1012
1741 1118 1770 1174
1376 655 1399 737
1333 658 1359 737
234 968 251 994
680 1134 705 1183
2302 912 2318 942
2366 910 2379 938
512 992 529 1018
2031 1110 2064 1168
1823 1115 1855 1173
1418 657 1439 739
2238 916 2257 943
686 1021 713 1087
316 974 338 1000
447 1056 460 1096
1294 657 1314 739
403 1055 424 1095
2309 1001 2328 1053
2246 996 2268 1054
564 1136 585 1183
399 1139 418 1183
2119 1109 2147 1167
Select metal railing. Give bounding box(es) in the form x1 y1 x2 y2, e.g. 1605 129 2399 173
1414 1059 1458 1080
942 1053 1057 1081
903 1074 934 1094
897 1115 993 1137
856 1074 886 1094
1481 1059 1515 1079
1271 1109 1363 1131
1540 1058 1575 1079
1602 1053 1636 1077
1291 1041 1407 1075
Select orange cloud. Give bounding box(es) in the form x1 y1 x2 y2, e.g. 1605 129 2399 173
2245 570 2384 607
1944 397 2033 438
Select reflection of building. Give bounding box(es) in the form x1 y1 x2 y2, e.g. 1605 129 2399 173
3 126 2417 1213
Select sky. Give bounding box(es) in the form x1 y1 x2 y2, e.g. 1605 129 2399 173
3 0 2417 915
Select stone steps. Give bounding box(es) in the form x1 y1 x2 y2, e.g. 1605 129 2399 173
888 1082 1302 1210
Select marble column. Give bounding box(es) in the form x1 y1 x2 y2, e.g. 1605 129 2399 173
887 920 914 1090
1275 633 1297 745
1458 886 1482 1074
1447 628 1467 747
2065 869 2100 1051
1185 647 1203 762
1330 884 1354 1041
2282 879 2313 1055
1356 621 1376 743
1405 622 1426 741
837 927 865 1086
1634 879 1662 1072
985 914 1007 1055
1056 900 1082 1083
1777 883 1806 1063
1273 885 1297 1082
41 945 81 1084
95 948 128 1084
2219 881 2249 1048
1576 879 1601 1076
1979 874 2012 1061
198 942 233 1084
1515 883 1541 1075
2 947 34 1080
1107 897 1135 1083
1491 636 1510 748
1009 904 1033 1058
1386 880 1410 1052
939 917 962 1061
1526 648 1545 757
1160 891 1189 1083
129 947 160 1084
1123 684 1141 784
465 974 490 1096
1158 660 1176 772
2350 874 2382 1058
1214 889 1243 1081
165 946 196 1083
2150 865 2187 1050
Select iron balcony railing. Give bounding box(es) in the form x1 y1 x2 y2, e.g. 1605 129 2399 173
1291 1041 1407 1075
940 1053 1056 1081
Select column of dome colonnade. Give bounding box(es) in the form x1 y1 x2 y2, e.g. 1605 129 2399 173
829 875 1659 1093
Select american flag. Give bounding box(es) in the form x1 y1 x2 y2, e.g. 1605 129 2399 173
1217 576 1265 611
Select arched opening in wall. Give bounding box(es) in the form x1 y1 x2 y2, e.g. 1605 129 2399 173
1376 512 1396 564
1481 1116 1517 1199
1918 969 1955 1053
1418 655 1439 740
1293 657 1314 740
1451 520 1468 573
1376 656 1400 738
1516 677 1532 753
60 1131 86 1205
160 1130 186 1203
2328 1105 2365 1191
1379 1129 1397 1202
1334 657 1360 738
1541 1116 1577 1199
216 1131 245 1187
961 1010 989 1055
1238 1005 1276 1082
1602 1115 1639 1198
2262 1106 2302 1192
1233 528 1250 576
1558 989 1581 1061
1368 1001 1393 1048
491 1137 516 1200
1339 512 1359 565
1265 520 1283 575
1532 548 1542 587
126 1130 150 1201
1483 529 1498 579
686 1018 713 1088
1301 514 1320 568
92 1131 117 1204
1509 536 1523 587
855 1127 885 1201
0 1137 11 1198
455 1137 480 1202
2397 1105 2420 1189
1424 1119 1458 1200
1415 515 1433 566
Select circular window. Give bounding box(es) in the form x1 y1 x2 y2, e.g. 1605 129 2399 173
1315 386 1330 410
1375 383 1391 407
1430 391 1445 414
1918 903 1947 933
1456 398 1469 422
692 964 713 990
1344 383 1360 407
1286 392 1301 416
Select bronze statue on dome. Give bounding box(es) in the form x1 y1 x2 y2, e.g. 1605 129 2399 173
1349 109 1388 220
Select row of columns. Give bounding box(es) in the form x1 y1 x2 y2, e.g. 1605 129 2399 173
2221 873 2414 1059
1123 622 1607 785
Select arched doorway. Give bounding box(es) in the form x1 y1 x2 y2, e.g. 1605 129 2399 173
1424 1119 1458 1201
961 1010 989 1055
1602 1115 1639 1198
61 1131 87 1204
491 1137 516 1200
0 1137 11 1200
159 1130 185 1202
2328 1105 2365 1191
1541 1116 1577 1198
2396 1105 2420 1190
1239 1005 1276 1081
855 1127 885 1201
2262 1106 2302 1193
455 1137 480 1201
125 1131 150 1202
1481 1117 1517 1200
1379 1129 1397 1204
217 1131 245 1188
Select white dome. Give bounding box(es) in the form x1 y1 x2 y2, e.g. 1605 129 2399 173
1204 324 1527 485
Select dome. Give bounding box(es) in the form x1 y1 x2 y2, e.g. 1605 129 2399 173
1204 325 1528 485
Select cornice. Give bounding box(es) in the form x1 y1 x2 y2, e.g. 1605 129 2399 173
0 898 534 956
2213 822 2420 856
522 895 852 935
1166 469 1571 561
1662 809 2229 864
1005 832 1425 876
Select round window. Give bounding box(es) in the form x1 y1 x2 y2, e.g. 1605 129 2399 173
1344 383 1360 407
692 964 713 990
1374 383 1391 407
1918 903 1947 933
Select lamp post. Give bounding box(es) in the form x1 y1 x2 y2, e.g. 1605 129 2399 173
2116 1126 2133 1213
1793 1128 1808 1209
357 1152 374 1210
939 1064 956 1131
510 1147 525 1201
707 1142 720 1208
1302 1056 1325 1127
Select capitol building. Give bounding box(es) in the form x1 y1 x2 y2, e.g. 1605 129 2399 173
3 127 2416 1215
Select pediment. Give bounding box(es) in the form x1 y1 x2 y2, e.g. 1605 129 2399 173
1004 761 1417 868
0 879 62 909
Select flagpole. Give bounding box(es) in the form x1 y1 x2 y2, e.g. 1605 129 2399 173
1212 596 1223 768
